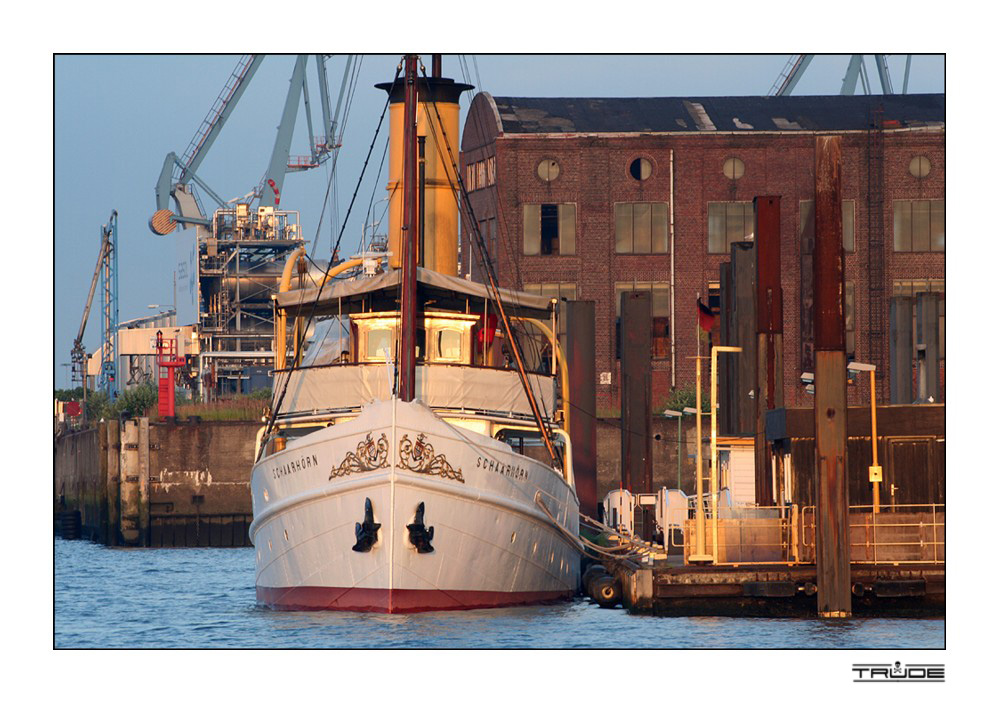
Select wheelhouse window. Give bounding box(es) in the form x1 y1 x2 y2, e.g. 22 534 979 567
424 312 477 365
524 203 576 255
615 202 669 253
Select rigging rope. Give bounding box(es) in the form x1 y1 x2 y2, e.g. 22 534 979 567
256 61 401 462
416 60 562 468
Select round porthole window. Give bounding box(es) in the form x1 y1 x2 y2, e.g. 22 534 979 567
723 157 745 180
909 156 931 179
537 159 560 182
629 157 652 181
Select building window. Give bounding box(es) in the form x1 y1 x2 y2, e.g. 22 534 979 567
798 199 856 253
615 203 669 253
894 199 944 252
614 282 670 359
465 163 476 191
708 202 754 254
524 282 577 301
523 203 576 256
476 161 486 190
909 156 931 179
487 156 496 186
707 282 721 314
629 157 652 181
537 159 559 182
893 279 945 358
723 157 745 180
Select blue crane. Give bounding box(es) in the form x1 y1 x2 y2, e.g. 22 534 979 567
150 54 354 236
769 54 913 96
72 210 119 403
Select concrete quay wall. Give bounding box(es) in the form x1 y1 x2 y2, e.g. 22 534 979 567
54 418 258 547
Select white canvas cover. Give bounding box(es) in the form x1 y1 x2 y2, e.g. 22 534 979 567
275 364 556 419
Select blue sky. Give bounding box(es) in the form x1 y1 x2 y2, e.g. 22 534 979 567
53 54 944 387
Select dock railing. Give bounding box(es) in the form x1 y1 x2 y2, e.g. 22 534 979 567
800 504 944 565
677 505 802 565
673 503 945 566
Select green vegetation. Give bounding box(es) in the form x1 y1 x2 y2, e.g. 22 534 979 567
56 384 272 423
660 387 710 414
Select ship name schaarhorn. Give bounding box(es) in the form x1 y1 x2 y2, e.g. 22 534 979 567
476 455 529 482
272 454 320 480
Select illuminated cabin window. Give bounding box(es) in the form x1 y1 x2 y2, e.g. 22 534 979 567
436 329 462 361
365 328 392 361
351 313 399 362
424 312 478 365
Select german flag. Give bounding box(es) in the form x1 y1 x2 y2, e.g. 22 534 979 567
697 297 715 332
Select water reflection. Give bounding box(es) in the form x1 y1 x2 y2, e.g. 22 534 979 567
55 540 943 649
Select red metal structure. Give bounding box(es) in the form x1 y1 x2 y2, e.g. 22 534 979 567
156 331 186 418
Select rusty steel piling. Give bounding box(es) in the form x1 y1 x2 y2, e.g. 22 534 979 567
813 135 851 618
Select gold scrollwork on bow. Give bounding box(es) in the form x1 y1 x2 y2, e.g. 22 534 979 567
330 432 389 479
398 433 465 483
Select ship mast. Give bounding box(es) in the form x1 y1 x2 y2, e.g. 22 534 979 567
398 54 419 401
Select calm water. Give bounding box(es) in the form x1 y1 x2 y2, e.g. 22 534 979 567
54 539 943 649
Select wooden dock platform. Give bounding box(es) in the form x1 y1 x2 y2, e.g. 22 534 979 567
605 560 944 617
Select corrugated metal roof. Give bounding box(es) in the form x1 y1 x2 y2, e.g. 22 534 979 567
490 94 944 134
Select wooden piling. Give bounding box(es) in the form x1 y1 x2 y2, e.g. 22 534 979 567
754 196 783 506
621 291 652 537
566 300 598 519
813 135 851 618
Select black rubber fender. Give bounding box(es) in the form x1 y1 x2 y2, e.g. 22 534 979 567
582 564 608 594
590 574 621 608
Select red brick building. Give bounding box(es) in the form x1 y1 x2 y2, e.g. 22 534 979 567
459 93 944 414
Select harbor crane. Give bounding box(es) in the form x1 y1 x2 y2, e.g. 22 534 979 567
150 54 355 237
769 54 914 96
71 210 119 402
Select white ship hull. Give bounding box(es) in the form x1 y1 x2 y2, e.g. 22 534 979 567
249 399 580 612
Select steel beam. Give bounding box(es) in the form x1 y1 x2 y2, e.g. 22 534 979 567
813 136 851 618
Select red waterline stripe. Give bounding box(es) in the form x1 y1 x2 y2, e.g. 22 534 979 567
257 585 573 613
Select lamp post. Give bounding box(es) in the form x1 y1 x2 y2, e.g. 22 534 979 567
685 358 712 563
711 346 742 563
849 362 881 514
662 409 683 491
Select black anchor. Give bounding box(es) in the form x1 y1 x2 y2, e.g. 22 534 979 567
407 502 435 554
352 497 381 552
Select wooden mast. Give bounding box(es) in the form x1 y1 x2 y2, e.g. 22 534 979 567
399 54 419 401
